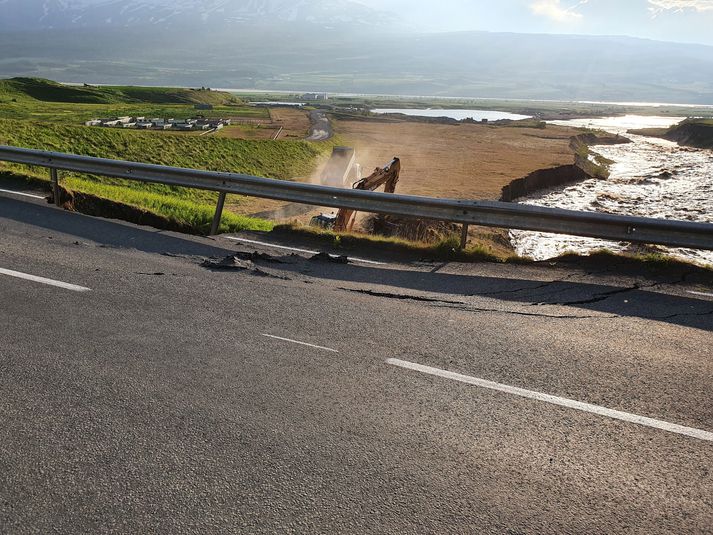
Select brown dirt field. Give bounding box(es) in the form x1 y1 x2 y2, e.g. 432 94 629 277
214 108 312 141
334 119 578 200
227 196 288 217
225 117 581 255
215 124 281 141
269 108 312 139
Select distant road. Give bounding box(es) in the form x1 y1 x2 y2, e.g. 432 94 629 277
306 109 333 141
1 191 712 533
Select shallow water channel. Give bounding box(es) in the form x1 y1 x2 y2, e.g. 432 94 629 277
509 115 713 266
371 108 530 121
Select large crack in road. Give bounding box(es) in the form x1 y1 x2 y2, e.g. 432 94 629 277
338 287 619 320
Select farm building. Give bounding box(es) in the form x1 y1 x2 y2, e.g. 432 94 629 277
86 115 232 132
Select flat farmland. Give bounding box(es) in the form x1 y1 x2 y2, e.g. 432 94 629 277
270 108 312 139
215 108 312 141
334 119 578 200
215 123 279 140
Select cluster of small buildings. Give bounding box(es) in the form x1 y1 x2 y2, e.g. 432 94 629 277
85 116 232 131
301 92 329 101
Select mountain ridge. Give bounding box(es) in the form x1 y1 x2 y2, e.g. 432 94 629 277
0 0 391 30
1 2 712 104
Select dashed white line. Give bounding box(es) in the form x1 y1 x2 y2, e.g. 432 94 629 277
261 334 339 353
226 237 386 265
0 267 91 293
0 188 46 200
688 291 713 298
386 358 713 443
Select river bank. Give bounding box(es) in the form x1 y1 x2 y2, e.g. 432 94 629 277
630 119 713 150
510 116 713 266
500 133 631 201
238 90 713 122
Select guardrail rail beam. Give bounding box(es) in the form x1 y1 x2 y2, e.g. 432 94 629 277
1 145 712 251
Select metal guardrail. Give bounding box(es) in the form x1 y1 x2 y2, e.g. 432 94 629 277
1 144 713 251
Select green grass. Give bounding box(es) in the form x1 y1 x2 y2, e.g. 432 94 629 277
272 223 516 263
0 77 269 124
64 178 274 234
0 117 330 234
0 168 273 234
0 118 324 182
0 77 240 105
0 77 340 236
685 118 713 126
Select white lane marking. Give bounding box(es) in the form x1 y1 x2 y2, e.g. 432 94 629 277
387 358 713 443
0 267 91 293
261 334 339 353
226 237 386 265
688 291 713 298
0 188 46 200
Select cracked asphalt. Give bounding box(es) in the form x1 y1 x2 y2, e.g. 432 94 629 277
1 193 712 534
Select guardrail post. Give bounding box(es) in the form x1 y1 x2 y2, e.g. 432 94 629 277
210 192 227 236
50 168 61 207
459 224 469 250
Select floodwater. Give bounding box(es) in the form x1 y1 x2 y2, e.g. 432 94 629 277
371 108 531 121
509 115 713 266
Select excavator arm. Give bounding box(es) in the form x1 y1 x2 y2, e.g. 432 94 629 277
333 157 401 232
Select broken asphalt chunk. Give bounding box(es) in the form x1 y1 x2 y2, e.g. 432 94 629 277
310 252 349 264
201 256 256 271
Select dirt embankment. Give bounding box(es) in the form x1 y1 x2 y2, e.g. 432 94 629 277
630 121 713 149
51 187 201 234
500 165 589 201
500 133 631 201
572 132 631 147
661 122 713 149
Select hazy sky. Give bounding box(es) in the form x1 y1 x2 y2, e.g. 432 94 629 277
358 0 713 46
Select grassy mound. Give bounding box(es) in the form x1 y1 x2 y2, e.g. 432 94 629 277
0 77 241 106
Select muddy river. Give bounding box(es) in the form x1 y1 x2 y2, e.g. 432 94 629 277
509 115 713 266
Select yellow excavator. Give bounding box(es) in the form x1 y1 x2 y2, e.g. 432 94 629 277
311 157 401 232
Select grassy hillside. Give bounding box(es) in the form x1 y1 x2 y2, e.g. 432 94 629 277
0 77 241 105
0 77 267 125
0 78 115 104
0 119 322 179
0 118 329 233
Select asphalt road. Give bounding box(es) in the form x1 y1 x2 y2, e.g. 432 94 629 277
306 110 333 141
1 191 712 534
